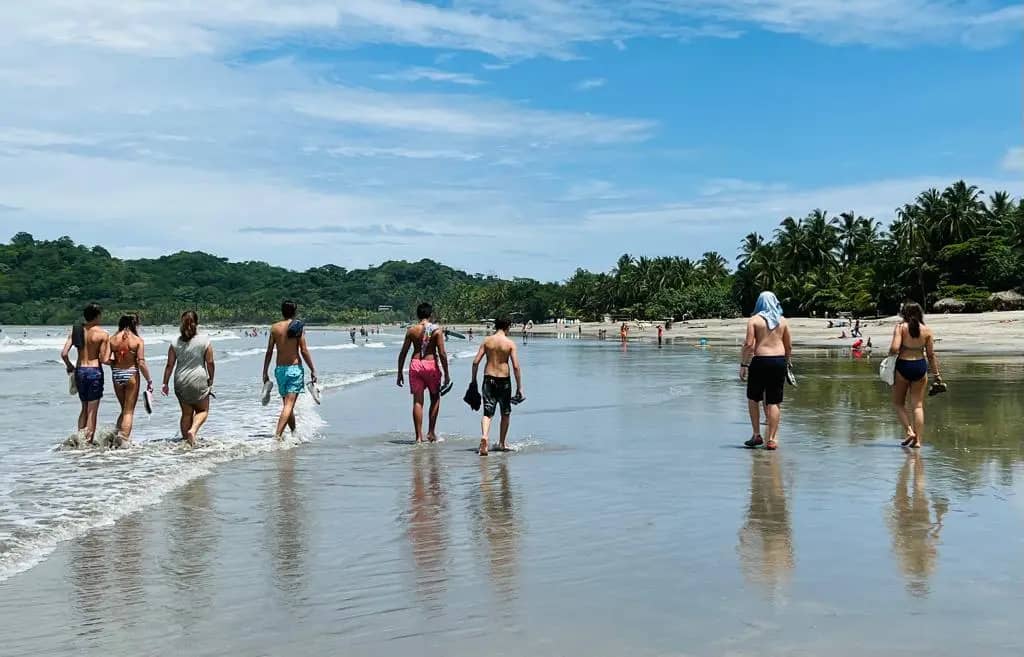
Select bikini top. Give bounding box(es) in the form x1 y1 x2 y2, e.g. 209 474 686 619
114 331 138 361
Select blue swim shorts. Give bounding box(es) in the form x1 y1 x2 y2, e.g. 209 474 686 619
275 365 305 397
76 366 104 402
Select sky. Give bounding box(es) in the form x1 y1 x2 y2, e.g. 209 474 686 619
0 1 1020 281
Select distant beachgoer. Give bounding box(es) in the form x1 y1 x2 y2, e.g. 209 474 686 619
263 301 317 440
60 303 109 445
852 319 862 338
350 328 357 344
741 291 792 451
162 311 214 447
397 302 451 443
657 324 664 346
867 337 873 349
468 327 474 340
471 317 523 456
889 302 941 449
107 313 153 446
620 323 629 341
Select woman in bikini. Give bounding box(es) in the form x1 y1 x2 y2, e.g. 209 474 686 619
888 302 942 449
108 313 153 446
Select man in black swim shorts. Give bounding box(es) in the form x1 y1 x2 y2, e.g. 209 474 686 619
471 317 523 455
740 292 792 451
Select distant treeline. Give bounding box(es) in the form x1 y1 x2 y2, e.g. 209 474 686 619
0 180 1020 324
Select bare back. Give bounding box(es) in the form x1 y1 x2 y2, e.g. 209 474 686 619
81 325 110 367
109 331 142 369
482 333 515 377
893 322 932 360
406 323 441 361
748 316 789 357
270 320 302 366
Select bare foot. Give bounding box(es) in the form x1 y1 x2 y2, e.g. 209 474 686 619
900 428 917 447
497 442 509 452
185 430 197 447
427 432 438 443
479 438 489 456
275 433 284 441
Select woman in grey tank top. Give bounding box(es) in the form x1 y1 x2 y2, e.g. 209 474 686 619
161 311 215 447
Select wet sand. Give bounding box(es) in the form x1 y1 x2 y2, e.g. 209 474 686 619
2 340 1024 656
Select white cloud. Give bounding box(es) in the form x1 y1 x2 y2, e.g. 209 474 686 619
288 88 655 143
575 77 606 91
377 66 484 85
1002 147 1024 173
319 145 482 161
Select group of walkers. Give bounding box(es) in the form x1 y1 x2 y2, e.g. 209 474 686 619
61 300 526 456
741 291 942 451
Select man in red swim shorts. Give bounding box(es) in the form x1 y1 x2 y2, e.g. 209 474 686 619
397 302 451 443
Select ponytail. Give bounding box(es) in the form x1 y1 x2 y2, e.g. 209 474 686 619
118 313 139 336
180 310 199 342
901 302 924 339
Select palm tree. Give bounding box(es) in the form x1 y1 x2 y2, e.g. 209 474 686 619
939 180 982 244
983 190 1015 236
737 232 764 268
699 251 729 284
803 209 838 270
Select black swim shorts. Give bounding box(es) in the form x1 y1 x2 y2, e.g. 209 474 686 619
746 356 787 405
482 375 512 418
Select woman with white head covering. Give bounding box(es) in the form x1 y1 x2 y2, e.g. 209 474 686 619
740 291 792 450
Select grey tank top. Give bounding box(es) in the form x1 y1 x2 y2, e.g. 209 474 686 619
173 334 211 398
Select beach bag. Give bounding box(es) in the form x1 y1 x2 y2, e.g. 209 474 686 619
879 356 896 386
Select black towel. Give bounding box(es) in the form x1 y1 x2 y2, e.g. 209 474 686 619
463 382 481 411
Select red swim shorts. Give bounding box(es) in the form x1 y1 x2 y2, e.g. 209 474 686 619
409 358 441 396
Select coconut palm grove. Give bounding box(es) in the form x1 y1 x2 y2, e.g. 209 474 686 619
1 180 1021 325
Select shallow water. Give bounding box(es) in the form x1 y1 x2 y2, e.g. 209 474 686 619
1 332 1023 656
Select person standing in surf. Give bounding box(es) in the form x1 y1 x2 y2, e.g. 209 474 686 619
888 302 941 449
107 313 153 447
471 317 524 456
60 303 109 445
161 311 215 447
397 302 451 443
740 291 792 451
263 300 318 440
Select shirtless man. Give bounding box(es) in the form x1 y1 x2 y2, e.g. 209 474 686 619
61 303 110 445
397 302 451 443
740 291 792 451
263 300 318 440
471 317 524 456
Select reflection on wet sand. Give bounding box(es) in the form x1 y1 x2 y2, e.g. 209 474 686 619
737 453 794 600
70 531 109 641
406 447 449 614
472 458 520 607
268 449 308 603
888 451 947 598
164 477 218 616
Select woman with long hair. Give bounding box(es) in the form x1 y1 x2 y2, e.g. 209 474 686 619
888 302 942 448
107 313 153 446
161 311 215 447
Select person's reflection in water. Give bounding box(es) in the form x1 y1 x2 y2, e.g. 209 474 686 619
737 452 794 600
70 531 110 642
164 477 217 618
472 458 520 610
269 449 308 604
111 514 146 625
888 451 947 598
407 447 449 615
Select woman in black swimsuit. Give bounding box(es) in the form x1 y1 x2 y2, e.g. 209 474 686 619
888 302 942 449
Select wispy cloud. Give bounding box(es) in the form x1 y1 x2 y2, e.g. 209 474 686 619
574 77 606 91
1002 146 1024 173
316 145 482 161
377 66 484 86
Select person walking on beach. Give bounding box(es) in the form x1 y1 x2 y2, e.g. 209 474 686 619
263 301 318 440
107 313 153 447
397 302 451 443
60 303 109 445
657 324 664 346
888 302 941 449
162 311 215 447
620 322 629 342
741 291 792 451
471 317 524 456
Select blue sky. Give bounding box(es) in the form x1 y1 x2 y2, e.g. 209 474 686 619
0 1 1020 280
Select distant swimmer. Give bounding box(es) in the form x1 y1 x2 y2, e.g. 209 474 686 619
108 313 153 447
397 302 451 443
889 302 942 449
162 311 214 447
620 322 629 341
741 291 792 451
263 301 318 440
60 303 109 445
471 317 524 456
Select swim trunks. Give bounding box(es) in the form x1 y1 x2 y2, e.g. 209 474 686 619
76 366 104 402
746 356 787 405
895 358 928 382
409 358 441 396
482 375 512 418
275 364 305 397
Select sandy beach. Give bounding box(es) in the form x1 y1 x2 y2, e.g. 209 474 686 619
516 311 1024 354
